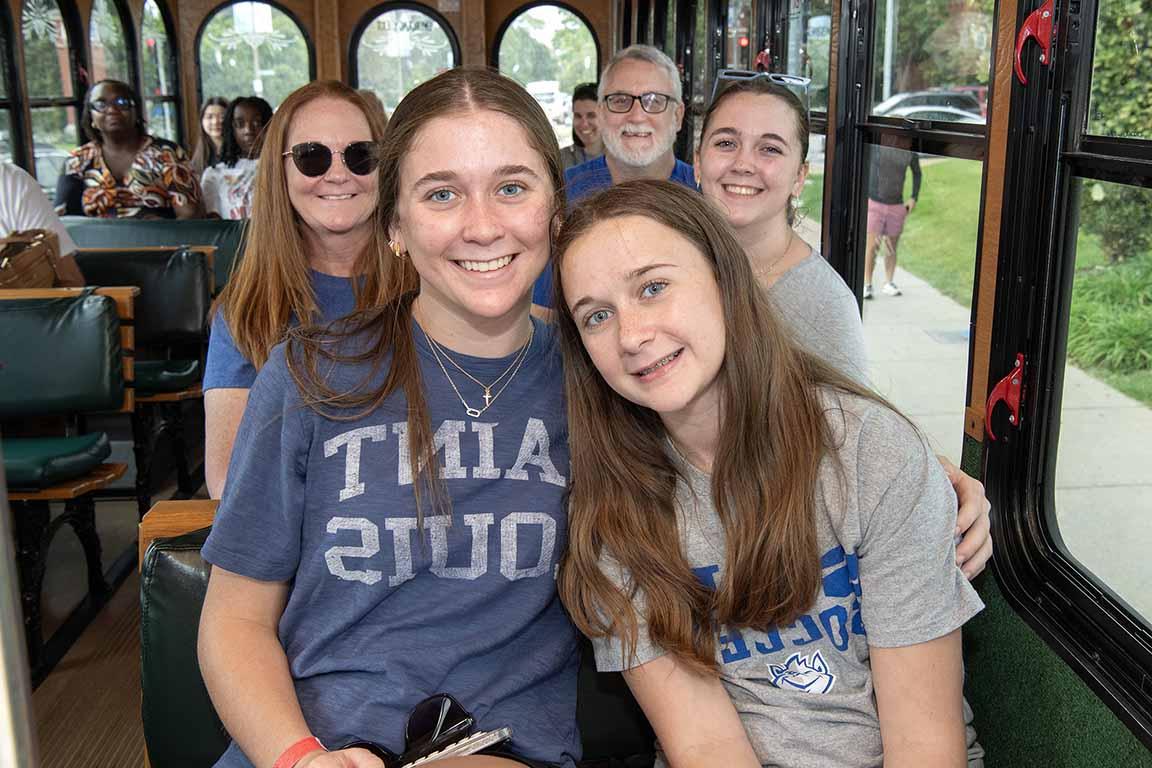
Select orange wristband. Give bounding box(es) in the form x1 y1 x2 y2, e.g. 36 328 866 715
273 736 325 768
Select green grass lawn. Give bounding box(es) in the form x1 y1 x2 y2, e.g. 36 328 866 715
801 158 1151 406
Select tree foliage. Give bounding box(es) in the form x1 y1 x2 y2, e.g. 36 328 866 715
552 15 597 95
1078 0 1152 263
499 24 555 87
198 3 309 108
873 0 994 94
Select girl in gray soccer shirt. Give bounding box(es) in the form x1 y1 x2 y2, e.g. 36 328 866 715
552 181 983 768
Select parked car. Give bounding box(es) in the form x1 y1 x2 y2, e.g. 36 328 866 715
884 105 985 125
873 89 983 117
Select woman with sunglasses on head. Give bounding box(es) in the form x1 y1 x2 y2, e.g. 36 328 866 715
695 76 992 580
192 97 230 175
55 79 204 219
203 81 403 499
555 180 982 768
201 96 274 219
199 68 578 768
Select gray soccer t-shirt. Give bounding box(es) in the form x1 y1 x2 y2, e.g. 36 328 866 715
591 390 984 768
767 249 870 388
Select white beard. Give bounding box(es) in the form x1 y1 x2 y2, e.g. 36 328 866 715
603 122 677 168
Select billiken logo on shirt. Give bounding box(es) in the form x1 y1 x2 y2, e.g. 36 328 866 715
319 418 567 587
692 545 864 694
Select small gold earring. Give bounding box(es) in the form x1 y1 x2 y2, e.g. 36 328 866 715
388 239 407 260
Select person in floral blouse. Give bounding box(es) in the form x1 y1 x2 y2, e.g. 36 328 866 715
55 79 204 219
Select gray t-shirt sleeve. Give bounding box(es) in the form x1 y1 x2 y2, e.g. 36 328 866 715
851 402 984 647
588 554 669 672
767 252 870 387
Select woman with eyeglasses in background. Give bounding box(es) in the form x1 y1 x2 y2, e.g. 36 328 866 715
695 75 993 582
191 97 230 175
559 83 602 170
56 79 204 219
203 80 409 498
200 96 273 219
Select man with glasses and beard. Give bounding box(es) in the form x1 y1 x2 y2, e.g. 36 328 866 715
535 45 694 306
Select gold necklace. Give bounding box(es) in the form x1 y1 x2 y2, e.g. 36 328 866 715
754 229 796 279
424 323 535 418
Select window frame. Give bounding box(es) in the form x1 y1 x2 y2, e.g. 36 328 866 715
490 1 601 84
193 0 317 108
984 0 1152 749
0 0 28 167
138 0 182 145
87 0 139 94
671 0 695 160
349 1 460 93
824 0 989 286
637 0 651 44
21 0 86 184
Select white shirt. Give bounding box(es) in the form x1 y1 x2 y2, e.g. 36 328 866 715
0 162 78 254
200 158 258 220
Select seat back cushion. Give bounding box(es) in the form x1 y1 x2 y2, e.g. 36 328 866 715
141 528 657 768
63 217 245 294
141 527 230 768
0 293 123 417
75 248 211 344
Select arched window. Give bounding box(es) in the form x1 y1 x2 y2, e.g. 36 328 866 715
21 0 83 187
141 0 179 142
495 4 598 149
197 1 312 108
88 0 133 84
351 4 458 115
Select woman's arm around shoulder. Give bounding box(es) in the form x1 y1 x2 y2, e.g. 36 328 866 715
871 629 966 768
623 653 760 768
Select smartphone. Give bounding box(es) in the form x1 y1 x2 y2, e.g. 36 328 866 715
401 727 514 767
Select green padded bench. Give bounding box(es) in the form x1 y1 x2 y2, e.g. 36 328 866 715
63 217 245 296
75 247 213 515
0 286 137 679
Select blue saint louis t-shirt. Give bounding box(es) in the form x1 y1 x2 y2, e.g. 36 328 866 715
535 155 697 307
202 317 580 767
204 269 358 390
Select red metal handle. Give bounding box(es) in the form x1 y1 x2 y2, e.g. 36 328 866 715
1015 0 1055 86
985 353 1026 440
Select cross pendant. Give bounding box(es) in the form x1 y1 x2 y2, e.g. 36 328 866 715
483 387 492 408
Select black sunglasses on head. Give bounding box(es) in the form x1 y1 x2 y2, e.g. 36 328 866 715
89 96 135 113
338 693 476 768
282 141 380 177
711 69 812 107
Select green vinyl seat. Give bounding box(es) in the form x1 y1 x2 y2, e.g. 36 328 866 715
135 359 202 396
74 247 212 513
3 433 112 489
0 286 132 680
63 216 245 295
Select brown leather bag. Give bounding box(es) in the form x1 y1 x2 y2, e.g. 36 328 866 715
0 229 61 289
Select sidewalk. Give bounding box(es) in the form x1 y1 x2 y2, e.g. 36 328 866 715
861 267 1152 621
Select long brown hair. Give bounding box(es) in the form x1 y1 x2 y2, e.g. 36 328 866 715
555 180 880 673
286 67 564 522
214 80 398 370
700 78 810 225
